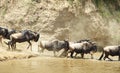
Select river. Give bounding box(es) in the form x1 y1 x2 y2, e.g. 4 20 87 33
0 54 120 73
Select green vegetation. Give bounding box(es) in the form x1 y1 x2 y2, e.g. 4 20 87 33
92 0 120 22
67 0 74 5
67 0 120 22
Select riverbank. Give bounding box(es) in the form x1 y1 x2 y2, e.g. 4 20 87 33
0 40 41 61
0 48 39 61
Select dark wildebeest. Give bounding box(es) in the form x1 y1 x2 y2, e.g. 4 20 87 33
0 27 8 44
0 27 8 36
38 40 69 57
0 27 16 45
6 30 39 51
69 41 97 59
98 46 120 61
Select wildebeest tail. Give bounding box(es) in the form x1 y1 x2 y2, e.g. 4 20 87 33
98 51 104 60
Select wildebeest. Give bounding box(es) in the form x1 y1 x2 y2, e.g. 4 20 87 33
6 30 40 51
0 27 8 44
68 41 97 59
76 39 91 43
98 46 120 61
5 29 16 39
38 40 69 57
0 27 16 45
0 27 8 37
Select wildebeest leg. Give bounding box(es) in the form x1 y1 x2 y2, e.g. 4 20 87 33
8 44 11 51
65 50 71 58
103 52 108 60
91 53 93 59
53 48 57 57
99 51 104 60
107 56 113 61
59 49 67 57
119 55 120 61
7 41 12 51
10 41 16 51
104 52 112 61
37 45 40 52
38 42 44 53
14 43 16 50
103 56 106 60
104 55 112 61
11 43 14 51
119 51 120 61
12 43 16 51
81 53 84 58
27 41 32 51
70 51 74 58
41 48 45 53
90 52 93 59
75 53 78 57
0 36 3 46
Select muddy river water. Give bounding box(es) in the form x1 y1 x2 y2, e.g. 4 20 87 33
0 54 120 73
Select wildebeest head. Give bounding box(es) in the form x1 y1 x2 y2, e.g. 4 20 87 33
89 42 97 52
6 29 16 39
63 40 69 51
32 32 40 42
34 33 40 42
0 27 8 37
19 30 39 42
82 42 90 50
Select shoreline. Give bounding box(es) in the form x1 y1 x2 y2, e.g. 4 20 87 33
0 49 39 61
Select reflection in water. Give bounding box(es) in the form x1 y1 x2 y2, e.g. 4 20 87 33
0 57 120 73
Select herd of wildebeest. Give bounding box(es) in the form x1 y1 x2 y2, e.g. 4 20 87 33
0 26 120 61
